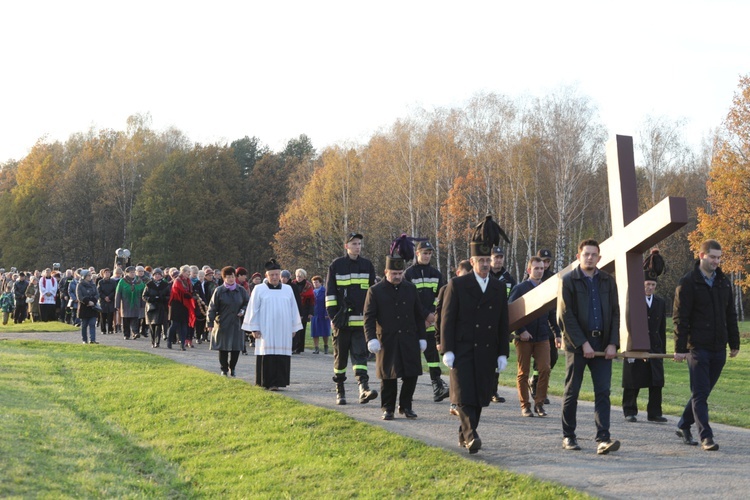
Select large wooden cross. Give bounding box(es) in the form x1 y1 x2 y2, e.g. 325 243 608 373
508 135 688 353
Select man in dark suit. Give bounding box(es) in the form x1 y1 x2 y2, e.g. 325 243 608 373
440 217 510 454
364 251 427 420
622 270 667 423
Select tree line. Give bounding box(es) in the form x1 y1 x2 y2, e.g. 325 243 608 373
3 79 749 313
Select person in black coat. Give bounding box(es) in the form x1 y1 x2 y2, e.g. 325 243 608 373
440 219 510 455
673 239 740 451
364 254 427 421
142 269 170 348
97 269 117 335
622 270 667 422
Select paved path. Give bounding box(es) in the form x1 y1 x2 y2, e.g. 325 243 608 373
3 330 749 499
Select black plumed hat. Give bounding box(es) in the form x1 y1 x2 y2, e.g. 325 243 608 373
264 258 281 271
470 215 510 257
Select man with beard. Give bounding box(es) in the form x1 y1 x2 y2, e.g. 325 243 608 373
673 239 740 451
365 248 426 420
440 216 510 454
559 239 620 455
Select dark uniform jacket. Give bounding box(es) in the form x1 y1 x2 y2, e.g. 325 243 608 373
622 294 666 388
364 279 426 380
673 262 740 353
440 273 510 407
490 267 516 299
557 267 620 352
404 263 445 335
325 254 376 329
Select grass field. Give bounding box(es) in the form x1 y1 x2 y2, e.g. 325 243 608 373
0 340 588 498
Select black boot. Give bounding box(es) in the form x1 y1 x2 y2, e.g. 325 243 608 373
432 378 450 402
336 383 346 405
358 380 378 404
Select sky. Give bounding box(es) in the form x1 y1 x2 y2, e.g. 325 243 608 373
1 0 749 163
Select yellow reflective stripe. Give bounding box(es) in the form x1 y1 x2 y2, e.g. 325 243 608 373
334 368 347 374
426 325 435 332
427 362 441 368
353 365 368 371
326 299 338 307
348 319 364 326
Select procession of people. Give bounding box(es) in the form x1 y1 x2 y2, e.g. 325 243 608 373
0 226 741 456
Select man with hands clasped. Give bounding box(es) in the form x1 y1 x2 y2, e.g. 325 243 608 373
364 248 427 420
439 216 510 454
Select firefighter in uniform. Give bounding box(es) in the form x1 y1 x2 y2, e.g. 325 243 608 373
404 240 449 402
489 245 516 403
325 232 378 405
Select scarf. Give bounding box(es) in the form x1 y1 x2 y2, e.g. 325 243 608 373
225 283 237 291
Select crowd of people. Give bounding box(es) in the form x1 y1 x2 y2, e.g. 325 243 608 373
1 228 740 456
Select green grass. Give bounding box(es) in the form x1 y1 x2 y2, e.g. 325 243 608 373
0 321 79 333
497 319 750 429
0 340 587 498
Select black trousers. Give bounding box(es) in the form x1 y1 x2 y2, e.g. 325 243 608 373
149 324 165 346
13 302 28 323
100 311 114 333
380 376 418 411
293 318 308 353
622 386 663 418
219 350 240 374
122 317 139 339
457 404 483 444
332 326 369 384
423 334 442 381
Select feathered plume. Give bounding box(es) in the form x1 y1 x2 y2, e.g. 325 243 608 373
390 234 427 262
471 215 510 246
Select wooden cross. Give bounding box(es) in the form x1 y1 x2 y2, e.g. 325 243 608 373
508 135 688 353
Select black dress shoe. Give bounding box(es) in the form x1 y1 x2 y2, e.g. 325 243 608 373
382 410 394 420
398 407 418 419
648 416 668 423
676 428 698 446
491 393 505 403
701 438 719 451
467 438 482 454
562 437 581 450
624 415 637 423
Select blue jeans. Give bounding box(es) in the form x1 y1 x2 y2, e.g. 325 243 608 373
81 316 97 343
678 348 726 440
562 350 613 442
168 320 188 348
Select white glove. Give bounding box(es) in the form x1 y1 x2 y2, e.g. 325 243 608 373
497 355 508 372
419 339 427 352
367 339 381 354
442 351 455 369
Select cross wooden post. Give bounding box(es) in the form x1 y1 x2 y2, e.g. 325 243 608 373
508 135 688 354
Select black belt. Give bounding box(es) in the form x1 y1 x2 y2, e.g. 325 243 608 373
590 330 602 337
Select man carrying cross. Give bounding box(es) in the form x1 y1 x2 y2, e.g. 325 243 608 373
558 239 621 455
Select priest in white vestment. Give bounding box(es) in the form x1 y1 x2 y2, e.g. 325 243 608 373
243 258 303 390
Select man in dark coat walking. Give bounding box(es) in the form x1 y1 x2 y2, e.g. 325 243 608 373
440 216 510 454
364 251 427 420
622 269 667 422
